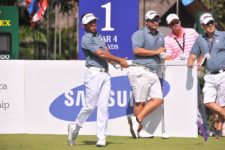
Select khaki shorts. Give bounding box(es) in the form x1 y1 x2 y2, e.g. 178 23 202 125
127 66 163 103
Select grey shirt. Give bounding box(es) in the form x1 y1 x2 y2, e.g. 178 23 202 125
132 27 164 71
81 31 108 69
190 30 225 72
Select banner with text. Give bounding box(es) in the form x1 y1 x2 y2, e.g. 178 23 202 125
78 0 138 59
0 60 197 137
0 60 24 133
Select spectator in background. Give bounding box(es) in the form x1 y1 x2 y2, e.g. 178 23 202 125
128 10 166 139
188 12 225 139
164 13 199 60
164 13 209 136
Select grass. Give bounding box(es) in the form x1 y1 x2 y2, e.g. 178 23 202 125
0 134 225 150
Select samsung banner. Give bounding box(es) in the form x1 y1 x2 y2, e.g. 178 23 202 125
0 60 197 137
78 0 138 59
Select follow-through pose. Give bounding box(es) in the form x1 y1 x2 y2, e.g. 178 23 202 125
67 13 128 147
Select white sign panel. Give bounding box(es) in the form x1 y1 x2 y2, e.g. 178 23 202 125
0 60 197 137
0 60 25 133
162 61 198 137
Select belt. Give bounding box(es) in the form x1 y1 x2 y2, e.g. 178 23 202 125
209 69 225 74
88 67 108 72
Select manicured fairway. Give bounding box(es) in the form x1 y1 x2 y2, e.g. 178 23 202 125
0 134 224 150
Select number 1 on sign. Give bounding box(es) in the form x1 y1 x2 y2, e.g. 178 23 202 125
101 2 114 31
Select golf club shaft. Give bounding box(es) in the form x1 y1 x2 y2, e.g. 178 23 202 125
112 63 199 69
161 60 166 135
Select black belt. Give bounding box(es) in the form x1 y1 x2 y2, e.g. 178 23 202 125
209 69 225 74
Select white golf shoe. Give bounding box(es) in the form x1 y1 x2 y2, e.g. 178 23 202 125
67 124 80 146
161 132 170 139
128 116 139 139
96 138 106 147
138 129 153 138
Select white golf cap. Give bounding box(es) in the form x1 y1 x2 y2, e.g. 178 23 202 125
166 14 179 24
145 10 159 20
82 13 99 25
200 13 214 25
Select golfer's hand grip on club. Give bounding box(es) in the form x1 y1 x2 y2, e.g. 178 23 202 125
118 58 129 68
159 52 167 59
113 61 131 69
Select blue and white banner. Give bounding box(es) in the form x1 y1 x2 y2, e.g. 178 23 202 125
0 60 198 137
78 0 139 60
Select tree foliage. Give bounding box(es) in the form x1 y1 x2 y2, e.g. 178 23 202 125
0 0 78 14
52 0 78 14
201 0 225 30
0 0 15 5
1 0 78 60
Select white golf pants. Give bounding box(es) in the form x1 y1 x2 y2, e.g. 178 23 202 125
75 68 111 140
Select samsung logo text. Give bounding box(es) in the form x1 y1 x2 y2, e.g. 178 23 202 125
50 76 170 122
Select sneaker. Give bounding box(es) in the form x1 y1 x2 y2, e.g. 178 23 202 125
96 138 106 147
214 130 222 139
128 116 139 139
206 130 213 137
138 129 153 138
161 133 170 139
67 124 80 146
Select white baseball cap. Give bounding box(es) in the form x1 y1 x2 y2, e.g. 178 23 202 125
145 10 159 20
200 13 214 25
82 13 99 25
166 14 179 24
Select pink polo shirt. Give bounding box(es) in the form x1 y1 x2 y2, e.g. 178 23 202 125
165 28 199 60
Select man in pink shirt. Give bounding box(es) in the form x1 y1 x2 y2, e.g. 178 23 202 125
164 14 199 60
164 13 209 138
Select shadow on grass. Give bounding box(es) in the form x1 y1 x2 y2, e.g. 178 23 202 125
195 142 207 145
82 141 96 145
82 141 126 146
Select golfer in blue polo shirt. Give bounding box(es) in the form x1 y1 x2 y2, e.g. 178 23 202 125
67 13 128 147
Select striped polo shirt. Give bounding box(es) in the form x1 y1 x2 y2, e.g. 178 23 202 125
190 30 225 72
165 28 199 60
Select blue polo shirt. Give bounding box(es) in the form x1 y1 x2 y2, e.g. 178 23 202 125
190 30 225 72
81 31 108 69
132 27 164 70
